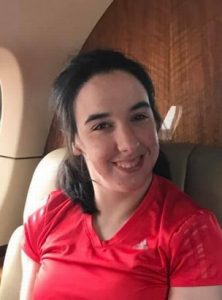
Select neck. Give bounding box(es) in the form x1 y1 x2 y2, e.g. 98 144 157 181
92 175 153 240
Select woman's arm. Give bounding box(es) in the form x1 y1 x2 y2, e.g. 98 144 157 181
169 286 222 300
20 251 40 300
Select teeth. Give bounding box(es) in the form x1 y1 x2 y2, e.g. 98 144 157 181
115 157 141 169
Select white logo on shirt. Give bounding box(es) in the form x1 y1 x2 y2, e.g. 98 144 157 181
133 239 149 250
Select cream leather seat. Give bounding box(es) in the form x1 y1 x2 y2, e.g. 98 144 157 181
0 148 66 300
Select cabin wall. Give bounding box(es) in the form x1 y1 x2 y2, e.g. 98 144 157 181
169 0 222 145
0 0 112 157
83 0 222 146
46 0 222 151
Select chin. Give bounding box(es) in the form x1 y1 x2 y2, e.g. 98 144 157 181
114 176 152 194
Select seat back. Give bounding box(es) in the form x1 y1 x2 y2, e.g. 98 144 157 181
0 148 66 300
161 143 222 224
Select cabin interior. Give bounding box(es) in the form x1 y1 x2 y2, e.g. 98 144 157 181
0 0 222 293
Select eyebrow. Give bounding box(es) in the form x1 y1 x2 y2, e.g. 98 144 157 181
130 101 150 111
85 112 110 125
84 101 150 125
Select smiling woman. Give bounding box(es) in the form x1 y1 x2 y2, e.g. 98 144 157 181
72 70 159 203
20 49 222 300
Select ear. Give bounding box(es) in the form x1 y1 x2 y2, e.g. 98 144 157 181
72 142 82 156
71 136 83 156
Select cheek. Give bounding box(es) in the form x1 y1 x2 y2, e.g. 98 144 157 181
143 128 160 161
141 124 159 146
83 140 114 164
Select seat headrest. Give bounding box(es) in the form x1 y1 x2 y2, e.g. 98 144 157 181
23 148 66 222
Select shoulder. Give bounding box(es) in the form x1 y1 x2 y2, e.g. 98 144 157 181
152 175 221 241
23 190 82 261
154 174 198 209
25 189 81 230
153 175 205 225
169 210 222 286
152 176 222 286
46 189 76 213
22 190 81 263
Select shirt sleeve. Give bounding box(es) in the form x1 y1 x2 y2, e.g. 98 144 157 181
22 203 47 264
169 211 222 287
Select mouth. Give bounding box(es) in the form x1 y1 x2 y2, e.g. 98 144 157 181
113 155 144 171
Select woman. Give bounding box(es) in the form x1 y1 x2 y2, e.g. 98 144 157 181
21 49 222 299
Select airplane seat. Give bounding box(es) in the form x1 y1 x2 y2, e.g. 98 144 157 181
0 143 221 300
0 148 66 300
161 143 222 224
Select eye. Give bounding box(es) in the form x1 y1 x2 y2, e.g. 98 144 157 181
92 122 113 131
131 113 149 122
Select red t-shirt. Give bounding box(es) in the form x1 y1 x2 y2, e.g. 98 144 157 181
22 175 222 299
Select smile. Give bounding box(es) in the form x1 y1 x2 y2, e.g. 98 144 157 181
114 155 143 170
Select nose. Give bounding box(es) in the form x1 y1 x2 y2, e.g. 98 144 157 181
116 125 140 154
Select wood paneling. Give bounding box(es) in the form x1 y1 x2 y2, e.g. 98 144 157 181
82 0 170 118
44 116 64 153
170 0 222 144
45 0 222 152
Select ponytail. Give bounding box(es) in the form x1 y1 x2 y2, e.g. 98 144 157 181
56 155 98 214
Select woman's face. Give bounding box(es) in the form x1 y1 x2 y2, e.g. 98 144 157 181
73 70 159 194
